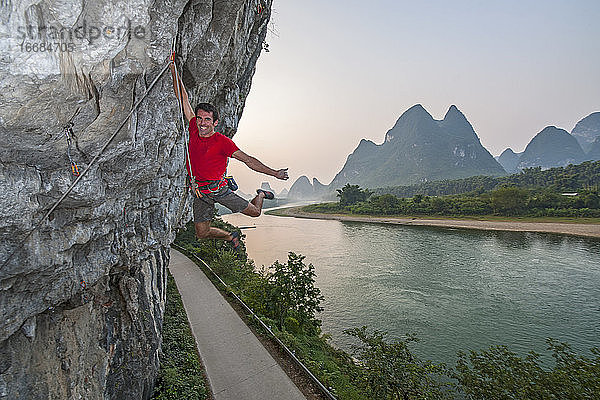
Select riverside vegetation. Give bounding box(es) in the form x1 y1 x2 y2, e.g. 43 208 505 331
307 161 600 220
157 218 599 399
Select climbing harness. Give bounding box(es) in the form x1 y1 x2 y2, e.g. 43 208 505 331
195 178 227 193
0 57 173 271
64 122 80 176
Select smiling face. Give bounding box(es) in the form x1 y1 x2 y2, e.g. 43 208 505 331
196 109 218 137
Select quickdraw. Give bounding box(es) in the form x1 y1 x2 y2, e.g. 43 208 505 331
189 179 202 198
64 122 80 176
122 205 129 228
80 279 89 303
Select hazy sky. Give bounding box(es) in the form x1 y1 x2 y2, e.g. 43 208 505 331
227 0 600 194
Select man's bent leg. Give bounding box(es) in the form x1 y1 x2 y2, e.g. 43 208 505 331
194 221 233 241
193 196 234 241
241 191 266 217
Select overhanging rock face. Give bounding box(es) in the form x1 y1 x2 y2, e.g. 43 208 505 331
0 0 271 398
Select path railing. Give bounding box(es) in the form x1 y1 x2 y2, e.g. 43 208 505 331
171 243 338 400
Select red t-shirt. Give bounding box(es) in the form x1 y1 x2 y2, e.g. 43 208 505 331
187 117 239 182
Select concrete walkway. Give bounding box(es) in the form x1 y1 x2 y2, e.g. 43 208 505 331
168 248 307 400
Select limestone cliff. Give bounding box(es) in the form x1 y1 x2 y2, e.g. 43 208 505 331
0 0 271 398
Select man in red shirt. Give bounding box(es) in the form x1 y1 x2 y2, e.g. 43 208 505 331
170 61 288 249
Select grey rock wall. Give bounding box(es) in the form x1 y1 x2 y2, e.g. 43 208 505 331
0 0 271 398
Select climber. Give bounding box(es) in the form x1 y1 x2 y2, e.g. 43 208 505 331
169 55 288 249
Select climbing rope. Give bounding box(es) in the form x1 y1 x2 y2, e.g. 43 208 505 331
170 40 202 199
0 59 173 271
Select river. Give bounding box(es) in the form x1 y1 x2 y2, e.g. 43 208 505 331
223 211 600 366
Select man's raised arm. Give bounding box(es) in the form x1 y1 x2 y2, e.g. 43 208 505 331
169 56 195 122
232 150 289 180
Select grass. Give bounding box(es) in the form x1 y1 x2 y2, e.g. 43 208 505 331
151 271 210 400
274 330 367 399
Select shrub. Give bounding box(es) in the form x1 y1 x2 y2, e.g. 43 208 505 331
454 339 600 399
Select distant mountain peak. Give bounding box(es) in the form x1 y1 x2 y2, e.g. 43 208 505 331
442 105 469 126
540 125 561 134
572 111 600 153
260 181 274 192
443 104 463 119
330 104 505 189
404 103 433 120
497 148 521 173
518 125 585 169
358 138 376 146
385 104 436 143
439 104 478 141
287 175 328 200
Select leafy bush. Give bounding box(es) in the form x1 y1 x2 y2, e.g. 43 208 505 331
454 339 600 399
373 160 600 198
345 327 454 400
266 252 324 332
325 183 600 219
337 184 372 206
490 186 529 215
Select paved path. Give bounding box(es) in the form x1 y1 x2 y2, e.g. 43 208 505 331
168 248 307 400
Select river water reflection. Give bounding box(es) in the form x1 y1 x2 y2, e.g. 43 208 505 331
223 212 600 365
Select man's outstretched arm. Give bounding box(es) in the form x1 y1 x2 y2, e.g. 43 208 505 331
169 58 195 122
232 150 289 180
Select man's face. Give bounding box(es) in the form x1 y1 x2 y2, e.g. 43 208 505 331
196 109 218 137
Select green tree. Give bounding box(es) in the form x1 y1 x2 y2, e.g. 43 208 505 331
429 196 448 214
345 327 453 400
267 252 324 331
370 194 401 214
454 339 600 399
337 184 372 206
583 191 600 209
529 189 562 210
490 186 529 215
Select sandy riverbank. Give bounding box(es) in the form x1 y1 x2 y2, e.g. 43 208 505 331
268 206 600 239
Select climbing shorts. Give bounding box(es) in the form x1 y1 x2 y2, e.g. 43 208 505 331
193 186 249 222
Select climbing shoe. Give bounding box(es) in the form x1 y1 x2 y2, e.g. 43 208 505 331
256 189 275 200
229 231 241 251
